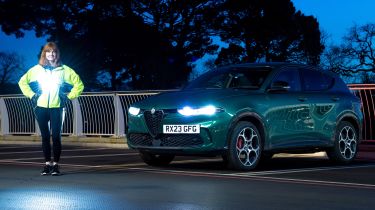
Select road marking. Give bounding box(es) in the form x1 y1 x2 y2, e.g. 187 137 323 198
231 164 375 176
0 153 139 161
237 175 375 189
125 166 375 190
0 147 126 155
0 157 221 168
1 158 375 189
126 163 375 177
0 159 148 168
0 145 38 149
1 154 374 176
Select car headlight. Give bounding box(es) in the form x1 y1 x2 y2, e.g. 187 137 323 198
177 105 221 116
129 106 140 116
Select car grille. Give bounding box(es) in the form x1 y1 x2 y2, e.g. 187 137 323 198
143 110 164 137
128 133 204 147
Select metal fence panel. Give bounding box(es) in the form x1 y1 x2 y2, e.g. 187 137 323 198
118 92 159 131
348 84 375 142
3 97 35 134
0 87 373 142
78 94 115 136
62 100 74 135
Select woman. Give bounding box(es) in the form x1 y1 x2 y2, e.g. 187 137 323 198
18 42 84 176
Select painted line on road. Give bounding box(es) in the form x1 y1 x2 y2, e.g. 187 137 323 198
231 164 375 176
1 154 374 177
0 145 39 149
0 147 127 155
240 175 375 189
0 157 222 170
127 166 375 190
0 153 140 161
127 163 375 178
1 158 375 189
0 159 148 168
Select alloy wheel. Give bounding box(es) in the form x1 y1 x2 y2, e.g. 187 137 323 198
235 127 260 167
338 125 357 160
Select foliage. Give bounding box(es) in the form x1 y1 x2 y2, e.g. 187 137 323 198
130 0 221 89
0 52 24 91
322 23 375 82
0 0 324 90
211 0 323 66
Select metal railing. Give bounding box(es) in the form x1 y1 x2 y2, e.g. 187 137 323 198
0 85 374 142
0 91 163 137
348 84 375 143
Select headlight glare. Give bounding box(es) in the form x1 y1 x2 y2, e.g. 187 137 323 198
129 107 140 116
178 105 218 116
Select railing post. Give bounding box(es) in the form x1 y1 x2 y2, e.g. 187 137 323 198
114 94 125 137
72 98 83 136
0 98 9 135
34 120 40 136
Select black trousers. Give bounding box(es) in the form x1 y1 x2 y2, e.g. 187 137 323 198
34 107 64 162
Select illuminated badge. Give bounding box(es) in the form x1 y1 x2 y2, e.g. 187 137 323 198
163 124 200 134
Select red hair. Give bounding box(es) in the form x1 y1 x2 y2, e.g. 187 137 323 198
38 42 61 66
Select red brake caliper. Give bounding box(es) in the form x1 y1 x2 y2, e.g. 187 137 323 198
237 136 244 149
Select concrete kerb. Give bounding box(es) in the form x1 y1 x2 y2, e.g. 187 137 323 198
0 135 129 149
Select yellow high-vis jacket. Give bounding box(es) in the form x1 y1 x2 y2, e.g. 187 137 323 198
18 64 84 108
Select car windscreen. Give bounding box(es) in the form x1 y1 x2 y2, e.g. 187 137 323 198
184 67 272 90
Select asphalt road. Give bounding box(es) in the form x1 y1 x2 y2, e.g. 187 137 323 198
0 143 375 210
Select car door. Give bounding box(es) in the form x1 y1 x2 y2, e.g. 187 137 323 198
300 68 338 146
265 67 313 149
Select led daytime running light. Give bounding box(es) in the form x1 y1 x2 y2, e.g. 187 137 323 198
129 107 140 116
178 105 218 116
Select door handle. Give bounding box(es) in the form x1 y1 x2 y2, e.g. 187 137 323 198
331 97 340 101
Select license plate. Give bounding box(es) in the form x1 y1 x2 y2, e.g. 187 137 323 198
163 125 200 134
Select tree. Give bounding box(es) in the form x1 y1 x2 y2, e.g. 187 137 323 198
360 72 375 83
0 52 24 86
0 0 221 90
322 23 375 80
130 0 220 89
211 0 323 66
0 0 325 90
0 52 24 94
0 0 100 88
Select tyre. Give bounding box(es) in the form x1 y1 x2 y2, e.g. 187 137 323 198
139 151 175 166
227 121 263 171
326 121 358 164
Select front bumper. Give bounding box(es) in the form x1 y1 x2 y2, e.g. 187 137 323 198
127 111 231 153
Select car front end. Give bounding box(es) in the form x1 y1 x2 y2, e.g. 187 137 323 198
126 90 238 155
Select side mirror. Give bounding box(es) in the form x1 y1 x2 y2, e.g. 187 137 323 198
268 81 290 92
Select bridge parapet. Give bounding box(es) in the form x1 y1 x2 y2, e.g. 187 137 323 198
0 86 374 143
348 84 375 143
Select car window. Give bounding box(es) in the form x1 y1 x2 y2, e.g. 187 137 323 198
271 68 301 92
184 70 230 89
185 67 271 90
228 70 269 89
204 73 230 89
301 69 334 91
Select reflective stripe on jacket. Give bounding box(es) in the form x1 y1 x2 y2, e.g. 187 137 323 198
18 64 84 108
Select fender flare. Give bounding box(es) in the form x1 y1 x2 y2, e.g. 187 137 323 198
225 110 268 149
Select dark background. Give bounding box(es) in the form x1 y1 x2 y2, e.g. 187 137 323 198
0 0 374 94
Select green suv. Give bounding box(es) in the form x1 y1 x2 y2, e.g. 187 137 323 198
127 63 363 171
